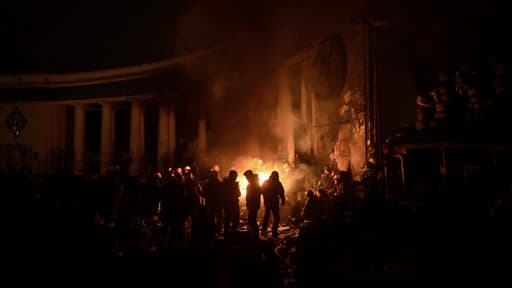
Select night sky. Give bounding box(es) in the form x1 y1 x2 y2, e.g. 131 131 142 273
0 0 185 73
2 0 509 72
1 0 510 142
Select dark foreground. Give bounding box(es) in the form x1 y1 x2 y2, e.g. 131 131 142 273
3 202 512 288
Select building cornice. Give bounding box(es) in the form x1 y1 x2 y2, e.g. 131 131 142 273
0 45 227 89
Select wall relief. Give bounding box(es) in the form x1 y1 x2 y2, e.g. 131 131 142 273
5 106 27 138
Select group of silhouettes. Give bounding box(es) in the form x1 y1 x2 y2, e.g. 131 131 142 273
153 167 287 245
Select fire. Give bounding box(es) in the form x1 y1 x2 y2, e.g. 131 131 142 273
230 157 290 198
237 171 270 198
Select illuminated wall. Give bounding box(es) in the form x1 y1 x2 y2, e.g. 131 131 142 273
0 102 67 173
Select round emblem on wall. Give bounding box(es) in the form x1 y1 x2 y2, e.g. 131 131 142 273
309 35 347 101
6 106 27 138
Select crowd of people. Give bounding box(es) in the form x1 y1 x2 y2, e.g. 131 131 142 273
0 163 303 254
415 54 510 138
0 157 370 254
2 154 512 286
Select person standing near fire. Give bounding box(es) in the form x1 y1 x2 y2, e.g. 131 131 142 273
202 169 224 238
244 170 261 238
222 170 241 232
261 171 286 238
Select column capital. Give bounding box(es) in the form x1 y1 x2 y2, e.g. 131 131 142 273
100 103 114 175
73 103 87 109
157 105 169 172
98 101 114 107
130 99 143 176
129 98 144 104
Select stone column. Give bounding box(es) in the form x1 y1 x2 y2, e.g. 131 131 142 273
33 103 49 174
73 104 86 175
157 104 169 172
45 105 67 174
140 105 145 159
168 106 176 167
300 64 312 155
198 116 207 161
129 100 143 176
279 69 295 165
311 90 318 156
100 102 114 175
47 105 58 174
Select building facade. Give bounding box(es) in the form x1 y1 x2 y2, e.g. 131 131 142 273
0 60 209 176
1 3 381 180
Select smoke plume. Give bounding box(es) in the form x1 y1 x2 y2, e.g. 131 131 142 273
174 0 366 186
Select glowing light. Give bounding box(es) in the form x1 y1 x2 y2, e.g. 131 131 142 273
231 156 289 198
237 171 271 197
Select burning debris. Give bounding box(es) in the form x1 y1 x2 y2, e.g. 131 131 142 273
231 156 291 197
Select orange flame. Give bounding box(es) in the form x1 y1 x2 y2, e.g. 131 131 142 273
230 157 290 199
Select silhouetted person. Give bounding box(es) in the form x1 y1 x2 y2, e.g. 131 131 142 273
160 172 186 247
223 170 241 232
244 170 261 237
316 188 330 221
261 171 285 237
339 169 355 208
202 169 224 238
181 169 201 241
317 166 335 193
142 172 160 222
301 189 322 224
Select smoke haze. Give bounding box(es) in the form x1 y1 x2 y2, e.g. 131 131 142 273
174 0 365 164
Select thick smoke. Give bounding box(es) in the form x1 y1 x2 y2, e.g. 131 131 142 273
174 0 291 162
174 0 366 186
229 156 316 200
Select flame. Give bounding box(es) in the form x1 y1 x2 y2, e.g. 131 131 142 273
230 157 290 199
237 171 270 198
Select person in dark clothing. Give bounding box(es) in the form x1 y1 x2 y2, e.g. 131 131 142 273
181 170 201 241
182 171 202 219
261 171 286 237
223 170 241 232
202 169 224 237
159 172 186 246
301 189 322 224
244 170 261 238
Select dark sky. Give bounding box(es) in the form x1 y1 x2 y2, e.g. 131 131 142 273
0 0 186 73
2 0 508 74
2 0 510 148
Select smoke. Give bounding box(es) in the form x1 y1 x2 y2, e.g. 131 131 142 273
174 0 286 161
228 155 315 198
173 0 366 172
